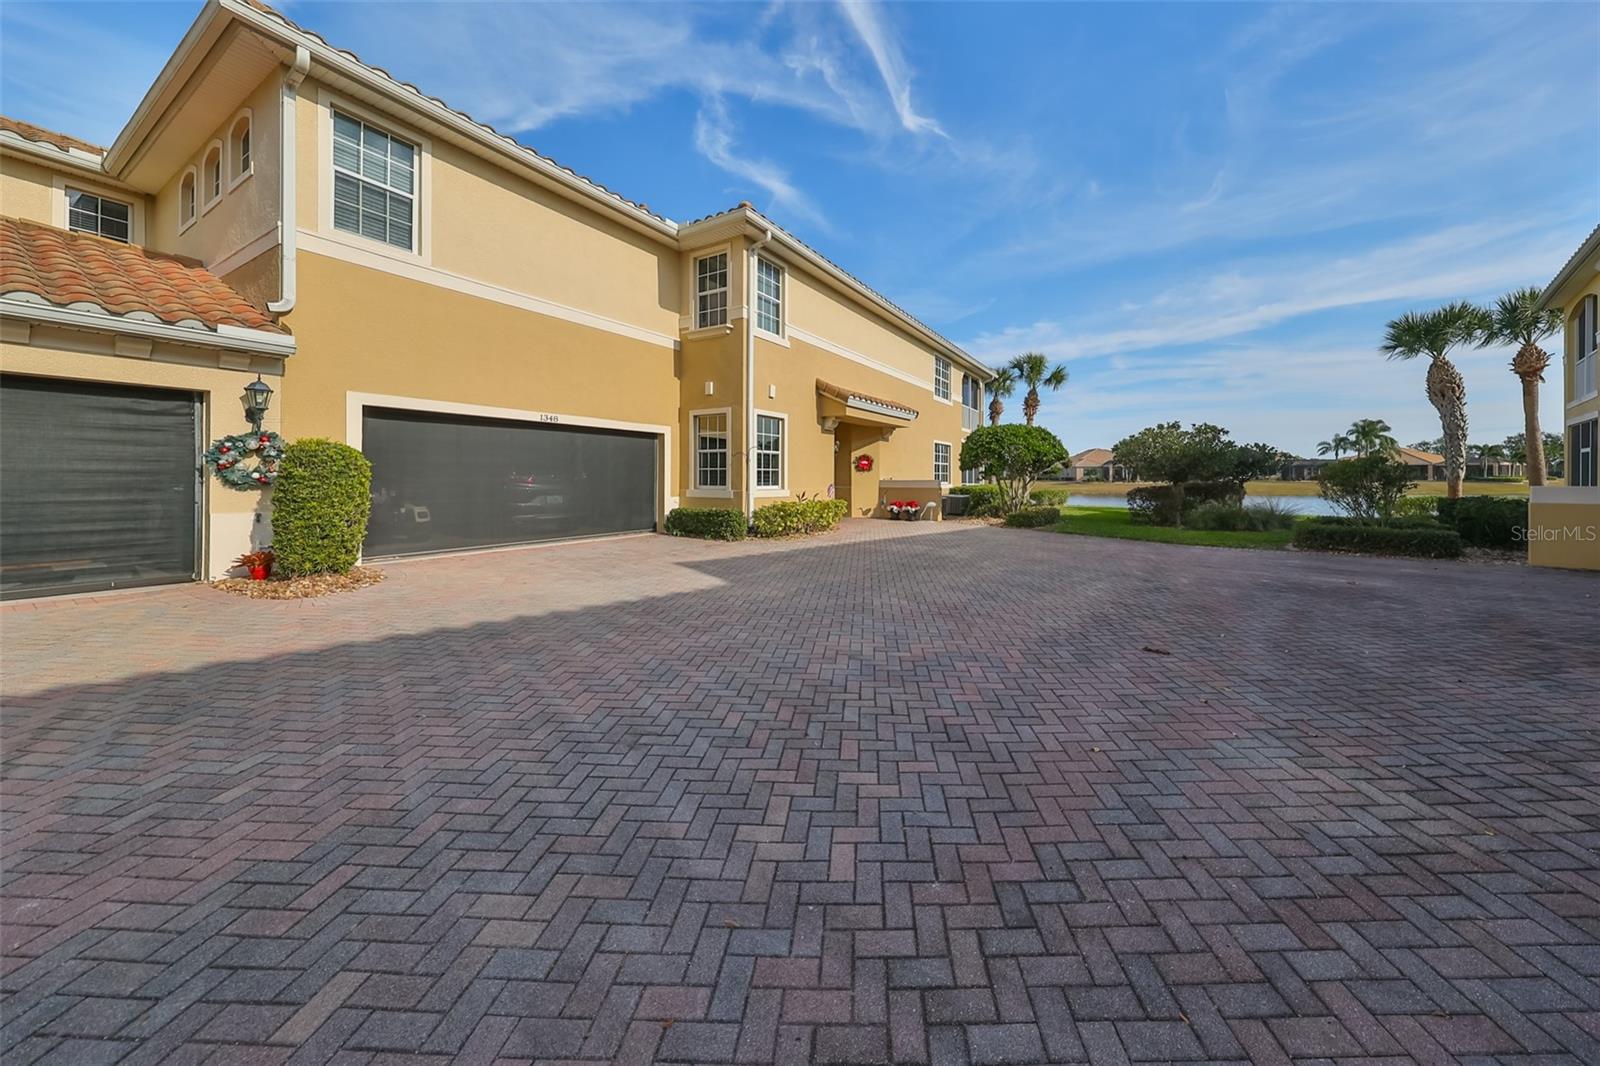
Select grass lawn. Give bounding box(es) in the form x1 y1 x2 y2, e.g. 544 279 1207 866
1057 479 1538 498
1049 506 1296 550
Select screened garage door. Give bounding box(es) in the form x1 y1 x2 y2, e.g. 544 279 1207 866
362 407 658 558
1 375 199 599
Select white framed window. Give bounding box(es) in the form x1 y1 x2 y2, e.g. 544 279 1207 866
332 109 416 251
229 110 253 188
934 441 952 484
178 168 197 231
201 141 223 211
754 412 785 492
755 257 783 337
934 355 952 402
695 253 729 329
961 466 982 485
66 188 130 242
961 374 981 431
1576 295 1598 402
693 409 731 492
1571 416 1597 488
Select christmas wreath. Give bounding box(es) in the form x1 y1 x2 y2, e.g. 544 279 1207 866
204 430 285 489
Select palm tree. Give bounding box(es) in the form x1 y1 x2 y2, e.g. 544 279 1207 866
1316 433 1352 458
1470 442 1507 478
1007 352 1068 427
1480 287 1562 486
985 366 1016 425
1346 418 1398 456
1381 302 1489 499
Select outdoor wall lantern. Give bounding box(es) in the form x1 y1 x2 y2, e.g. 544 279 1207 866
242 375 273 431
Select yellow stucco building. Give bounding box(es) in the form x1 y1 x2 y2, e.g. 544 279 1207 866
0 0 990 598
1529 225 1600 570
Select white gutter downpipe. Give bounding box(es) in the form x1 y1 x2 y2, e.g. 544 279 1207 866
267 45 310 315
745 227 773 520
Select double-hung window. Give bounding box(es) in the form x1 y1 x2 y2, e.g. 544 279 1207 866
755 414 784 490
1576 294 1598 401
695 253 729 329
961 374 981 431
694 411 730 490
66 189 130 242
934 356 952 402
755 257 783 336
1571 416 1597 488
933 442 952 484
333 110 416 251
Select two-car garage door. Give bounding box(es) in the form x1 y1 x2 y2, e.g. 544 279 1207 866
1 375 199 599
361 407 658 558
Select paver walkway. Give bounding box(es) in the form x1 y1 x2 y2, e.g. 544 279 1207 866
2 521 1598 1065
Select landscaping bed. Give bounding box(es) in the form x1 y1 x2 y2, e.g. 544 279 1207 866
211 566 386 599
1049 506 1296 550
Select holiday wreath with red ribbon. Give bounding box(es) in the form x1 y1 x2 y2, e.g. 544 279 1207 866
854 454 873 472
204 430 285 490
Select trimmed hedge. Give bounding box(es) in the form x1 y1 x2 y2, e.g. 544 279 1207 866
1391 495 1440 519
271 439 372 576
751 498 849 537
1003 505 1061 528
1126 480 1241 526
1437 496 1527 549
1292 518 1461 558
1029 487 1071 505
948 483 1004 517
664 507 746 541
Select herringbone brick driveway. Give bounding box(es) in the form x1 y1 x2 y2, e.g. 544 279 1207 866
3 521 1598 1065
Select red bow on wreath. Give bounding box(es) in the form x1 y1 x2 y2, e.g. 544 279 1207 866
854 455 873 472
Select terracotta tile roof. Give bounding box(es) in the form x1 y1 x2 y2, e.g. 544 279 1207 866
0 115 105 156
0 217 286 335
1071 448 1115 466
1395 446 1444 465
816 378 919 420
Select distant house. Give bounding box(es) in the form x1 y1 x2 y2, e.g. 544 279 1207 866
1062 448 1134 482
1395 446 1446 481
1281 457 1329 481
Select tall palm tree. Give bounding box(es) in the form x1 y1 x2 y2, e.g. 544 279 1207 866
986 366 1016 425
1480 287 1562 486
1381 302 1489 499
1316 433 1352 458
1346 418 1398 456
1007 351 1069 427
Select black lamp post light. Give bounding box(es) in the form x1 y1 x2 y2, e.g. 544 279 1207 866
242 374 273 431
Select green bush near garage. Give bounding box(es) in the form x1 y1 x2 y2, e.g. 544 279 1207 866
1437 496 1527 549
1291 518 1461 558
272 438 373 576
664 507 747 541
751 498 849 537
1002 505 1061 528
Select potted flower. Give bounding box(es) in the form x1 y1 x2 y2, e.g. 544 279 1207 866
234 548 275 581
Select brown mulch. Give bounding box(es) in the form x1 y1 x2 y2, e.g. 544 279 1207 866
209 567 386 599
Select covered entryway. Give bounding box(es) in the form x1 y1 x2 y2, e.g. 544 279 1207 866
1 375 200 598
361 406 658 558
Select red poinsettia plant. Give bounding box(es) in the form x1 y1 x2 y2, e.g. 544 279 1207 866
233 548 275 581
886 499 921 520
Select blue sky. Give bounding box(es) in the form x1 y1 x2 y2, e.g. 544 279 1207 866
3 1 1597 456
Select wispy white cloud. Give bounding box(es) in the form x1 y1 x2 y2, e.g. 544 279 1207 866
693 95 829 229
836 1 946 138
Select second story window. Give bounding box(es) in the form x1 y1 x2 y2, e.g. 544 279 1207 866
1577 294 1598 401
695 253 728 329
755 257 783 336
179 170 196 229
333 110 415 251
66 189 130 242
934 355 952 401
961 374 981 431
203 144 222 209
231 113 252 183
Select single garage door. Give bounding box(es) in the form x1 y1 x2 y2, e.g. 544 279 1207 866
362 407 658 558
1 375 199 599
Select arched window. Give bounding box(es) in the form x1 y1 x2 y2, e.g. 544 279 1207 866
179 168 197 230
202 142 222 210
230 110 252 186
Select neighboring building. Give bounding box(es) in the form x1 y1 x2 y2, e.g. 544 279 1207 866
0 0 991 598
1530 224 1600 570
1061 448 1133 482
1280 457 1329 481
1394 446 1446 481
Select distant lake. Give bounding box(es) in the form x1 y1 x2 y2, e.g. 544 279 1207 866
1060 492 1345 517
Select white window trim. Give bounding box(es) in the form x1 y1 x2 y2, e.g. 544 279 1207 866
934 440 953 486
688 406 734 498
315 89 431 265
692 249 732 333
754 256 787 343
51 174 143 244
200 140 224 214
177 166 199 234
933 355 953 405
227 108 254 191
753 409 788 496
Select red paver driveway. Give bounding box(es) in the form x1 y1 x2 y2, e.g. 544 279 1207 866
2 521 1598 1065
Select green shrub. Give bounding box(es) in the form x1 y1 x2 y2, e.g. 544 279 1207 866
751 498 849 537
1029 486 1070 505
949 484 1004 517
664 507 746 540
1392 495 1440 519
1125 481 1242 526
1310 515 1442 530
271 438 373 576
1439 496 1527 549
959 425 1070 513
1292 518 1461 558
1185 499 1300 532
1318 454 1416 520
1003 505 1060 528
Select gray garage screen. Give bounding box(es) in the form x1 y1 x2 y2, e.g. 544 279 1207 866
362 408 658 558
